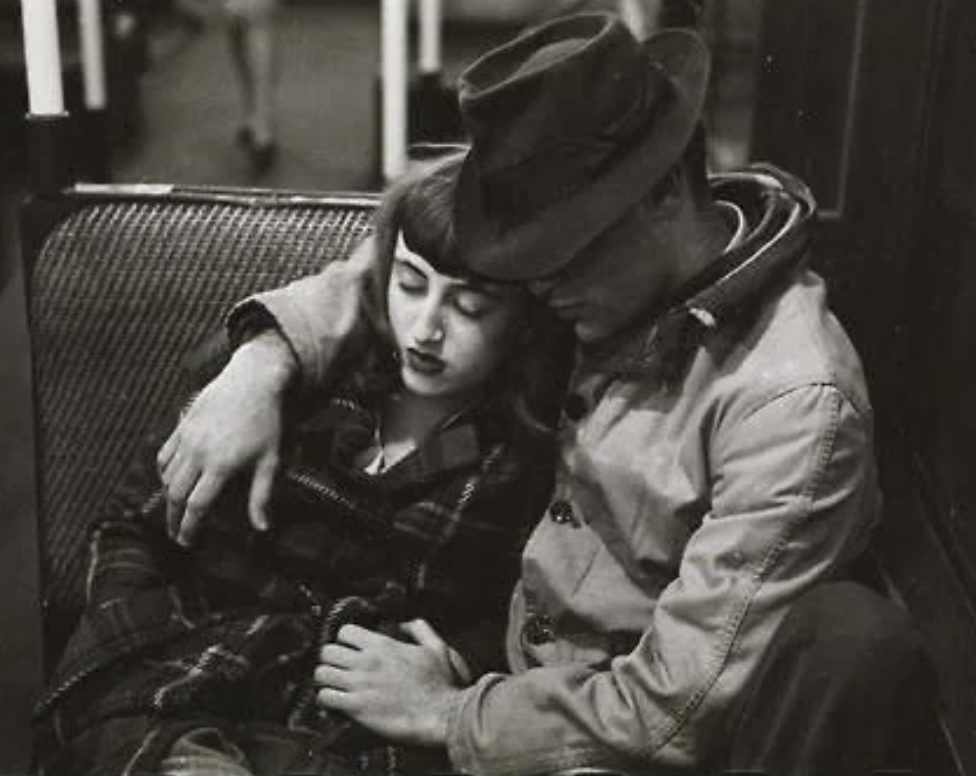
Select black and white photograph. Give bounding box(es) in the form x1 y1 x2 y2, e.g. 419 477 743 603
0 1 972 774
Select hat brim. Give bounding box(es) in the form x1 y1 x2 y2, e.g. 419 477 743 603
455 29 711 282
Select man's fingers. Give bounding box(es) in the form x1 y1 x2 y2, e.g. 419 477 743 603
336 623 388 650
176 472 225 546
156 430 178 473
317 687 354 712
319 642 360 668
162 456 197 540
165 500 182 543
248 452 279 532
314 664 355 691
400 619 447 651
159 441 186 490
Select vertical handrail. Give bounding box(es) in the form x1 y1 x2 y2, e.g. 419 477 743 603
78 0 112 180
78 0 108 111
19 0 74 195
381 0 409 182
20 0 65 116
419 0 442 75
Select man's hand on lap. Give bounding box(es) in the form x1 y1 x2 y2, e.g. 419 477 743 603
314 619 463 748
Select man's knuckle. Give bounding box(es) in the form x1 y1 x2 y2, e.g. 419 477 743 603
319 645 339 662
319 688 350 709
337 624 359 641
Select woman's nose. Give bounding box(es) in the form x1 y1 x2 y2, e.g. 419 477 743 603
413 301 445 344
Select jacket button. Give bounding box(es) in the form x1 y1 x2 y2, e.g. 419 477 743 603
549 500 577 525
523 613 555 645
563 393 588 421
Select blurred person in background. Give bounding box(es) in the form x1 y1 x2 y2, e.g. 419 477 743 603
225 0 279 174
174 0 280 173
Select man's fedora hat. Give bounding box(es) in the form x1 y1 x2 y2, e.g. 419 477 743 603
454 13 710 281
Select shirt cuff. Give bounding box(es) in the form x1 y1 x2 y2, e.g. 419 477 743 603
226 299 279 348
445 682 481 773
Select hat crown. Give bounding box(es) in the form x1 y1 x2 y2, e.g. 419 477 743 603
459 15 657 184
454 14 710 280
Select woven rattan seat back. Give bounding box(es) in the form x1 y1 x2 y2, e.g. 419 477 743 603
27 188 379 655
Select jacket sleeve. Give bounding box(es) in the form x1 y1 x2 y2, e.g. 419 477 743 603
227 236 376 388
446 384 879 776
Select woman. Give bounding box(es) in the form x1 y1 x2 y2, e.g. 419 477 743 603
33 152 571 776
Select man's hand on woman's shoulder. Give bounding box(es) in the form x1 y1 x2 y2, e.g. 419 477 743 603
157 329 297 545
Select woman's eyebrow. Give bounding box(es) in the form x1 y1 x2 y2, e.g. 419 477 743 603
393 256 425 273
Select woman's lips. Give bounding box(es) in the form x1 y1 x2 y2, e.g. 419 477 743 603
405 348 445 375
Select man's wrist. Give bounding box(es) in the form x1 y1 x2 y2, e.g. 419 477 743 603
419 687 464 748
231 329 298 394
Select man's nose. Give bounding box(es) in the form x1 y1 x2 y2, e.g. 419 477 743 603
528 274 560 298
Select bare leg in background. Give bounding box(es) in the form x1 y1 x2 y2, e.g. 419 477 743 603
225 0 279 174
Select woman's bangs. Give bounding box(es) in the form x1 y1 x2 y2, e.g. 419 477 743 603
400 195 465 277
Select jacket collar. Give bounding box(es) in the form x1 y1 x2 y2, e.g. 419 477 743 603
377 408 489 487
583 163 816 380
304 380 497 488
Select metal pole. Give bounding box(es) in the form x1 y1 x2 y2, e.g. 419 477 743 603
20 0 65 115
381 0 409 181
418 0 442 75
78 0 108 111
78 0 111 180
19 0 73 195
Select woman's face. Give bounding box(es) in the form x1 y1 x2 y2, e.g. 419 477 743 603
387 234 526 401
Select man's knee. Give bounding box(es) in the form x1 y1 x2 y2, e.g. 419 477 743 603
777 581 932 682
725 583 940 774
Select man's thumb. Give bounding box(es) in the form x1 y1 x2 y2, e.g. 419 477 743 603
401 619 446 650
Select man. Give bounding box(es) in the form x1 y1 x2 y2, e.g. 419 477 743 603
160 14 935 775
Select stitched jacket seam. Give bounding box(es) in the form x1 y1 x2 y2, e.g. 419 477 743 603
637 384 843 758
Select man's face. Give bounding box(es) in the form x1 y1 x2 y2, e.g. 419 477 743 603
528 203 676 345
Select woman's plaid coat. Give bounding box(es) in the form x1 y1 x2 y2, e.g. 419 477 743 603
33 354 555 776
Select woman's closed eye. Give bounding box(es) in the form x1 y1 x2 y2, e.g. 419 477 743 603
392 254 510 320
393 260 428 293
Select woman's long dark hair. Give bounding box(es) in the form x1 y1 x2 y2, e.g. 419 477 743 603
359 150 573 454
